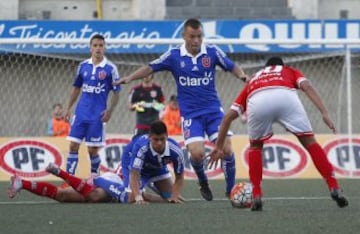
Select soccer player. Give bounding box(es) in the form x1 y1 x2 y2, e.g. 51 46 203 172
95 120 185 204
64 34 121 178
128 74 165 136
114 18 248 201
208 56 349 211
7 163 164 203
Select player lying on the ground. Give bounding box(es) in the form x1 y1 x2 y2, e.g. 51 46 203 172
95 120 185 204
7 163 165 203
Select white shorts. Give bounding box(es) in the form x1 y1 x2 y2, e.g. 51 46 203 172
247 88 313 141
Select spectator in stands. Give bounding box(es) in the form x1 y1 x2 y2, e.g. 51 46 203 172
208 56 349 211
47 103 70 137
64 34 121 180
160 94 182 135
128 74 165 137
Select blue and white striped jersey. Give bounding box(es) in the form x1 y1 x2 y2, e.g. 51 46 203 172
129 135 185 176
73 57 121 122
149 43 235 118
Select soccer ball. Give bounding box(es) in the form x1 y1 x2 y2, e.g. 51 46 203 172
230 182 253 208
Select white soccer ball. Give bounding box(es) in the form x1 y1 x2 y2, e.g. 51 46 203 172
230 182 253 208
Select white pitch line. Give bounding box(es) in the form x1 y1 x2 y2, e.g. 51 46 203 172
1 196 359 204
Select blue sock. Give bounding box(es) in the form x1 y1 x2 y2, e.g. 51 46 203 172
90 155 101 174
93 177 128 203
66 152 78 175
222 153 236 194
190 158 208 183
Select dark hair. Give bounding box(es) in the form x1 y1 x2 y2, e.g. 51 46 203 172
184 18 202 29
52 103 62 109
150 120 167 135
90 34 105 45
169 94 177 102
265 57 284 66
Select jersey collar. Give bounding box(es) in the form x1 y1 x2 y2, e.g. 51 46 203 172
150 141 170 158
180 43 207 58
86 57 108 68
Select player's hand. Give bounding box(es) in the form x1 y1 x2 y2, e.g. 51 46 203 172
134 195 148 205
323 114 336 134
132 102 145 112
152 101 164 111
239 73 250 82
207 148 224 169
101 110 111 122
64 110 71 122
168 197 184 204
113 76 132 85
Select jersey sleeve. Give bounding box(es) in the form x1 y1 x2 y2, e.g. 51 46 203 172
230 84 248 114
169 141 185 175
73 64 83 88
288 66 307 88
129 143 145 172
149 50 173 72
213 45 235 72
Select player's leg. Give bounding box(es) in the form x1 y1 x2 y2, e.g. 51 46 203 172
183 116 212 201
46 163 95 198
247 141 264 211
297 135 348 208
85 121 105 176
7 175 85 202
66 119 87 175
207 112 236 198
92 172 128 203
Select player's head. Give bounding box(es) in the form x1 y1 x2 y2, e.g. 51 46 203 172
52 103 63 119
90 34 105 61
265 57 284 66
182 18 203 55
149 120 168 154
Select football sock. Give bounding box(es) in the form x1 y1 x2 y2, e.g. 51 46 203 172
222 153 236 194
248 148 263 198
66 152 79 175
22 180 58 199
93 177 128 203
90 155 101 174
190 158 208 183
57 169 94 196
306 143 339 190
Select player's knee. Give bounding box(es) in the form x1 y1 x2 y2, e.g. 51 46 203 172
160 191 172 200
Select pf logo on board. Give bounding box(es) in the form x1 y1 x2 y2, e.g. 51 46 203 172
0 140 62 178
323 138 360 177
98 138 130 173
243 138 308 177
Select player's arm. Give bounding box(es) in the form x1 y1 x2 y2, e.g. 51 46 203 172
65 87 81 120
299 80 336 133
129 169 148 205
232 64 249 82
169 172 185 203
116 66 154 85
102 92 120 122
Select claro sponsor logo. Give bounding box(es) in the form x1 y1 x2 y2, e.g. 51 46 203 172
98 138 130 172
323 138 360 177
243 138 308 177
0 140 62 178
179 141 223 179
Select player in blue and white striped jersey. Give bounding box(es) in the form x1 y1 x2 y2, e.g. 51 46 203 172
64 34 121 178
95 120 185 204
115 18 248 201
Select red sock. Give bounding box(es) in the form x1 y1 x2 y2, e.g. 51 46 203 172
22 180 58 199
306 143 339 190
248 148 263 198
63 173 94 197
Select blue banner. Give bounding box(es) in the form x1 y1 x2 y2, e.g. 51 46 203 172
0 20 359 53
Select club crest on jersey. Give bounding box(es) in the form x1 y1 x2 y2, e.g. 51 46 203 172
98 70 107 80
202 57 211 68
150 90 157 98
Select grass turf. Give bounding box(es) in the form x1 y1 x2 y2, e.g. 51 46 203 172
0 179 359 234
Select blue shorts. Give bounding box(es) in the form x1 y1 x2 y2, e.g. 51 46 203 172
67 116 105 147
182 111 233 145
